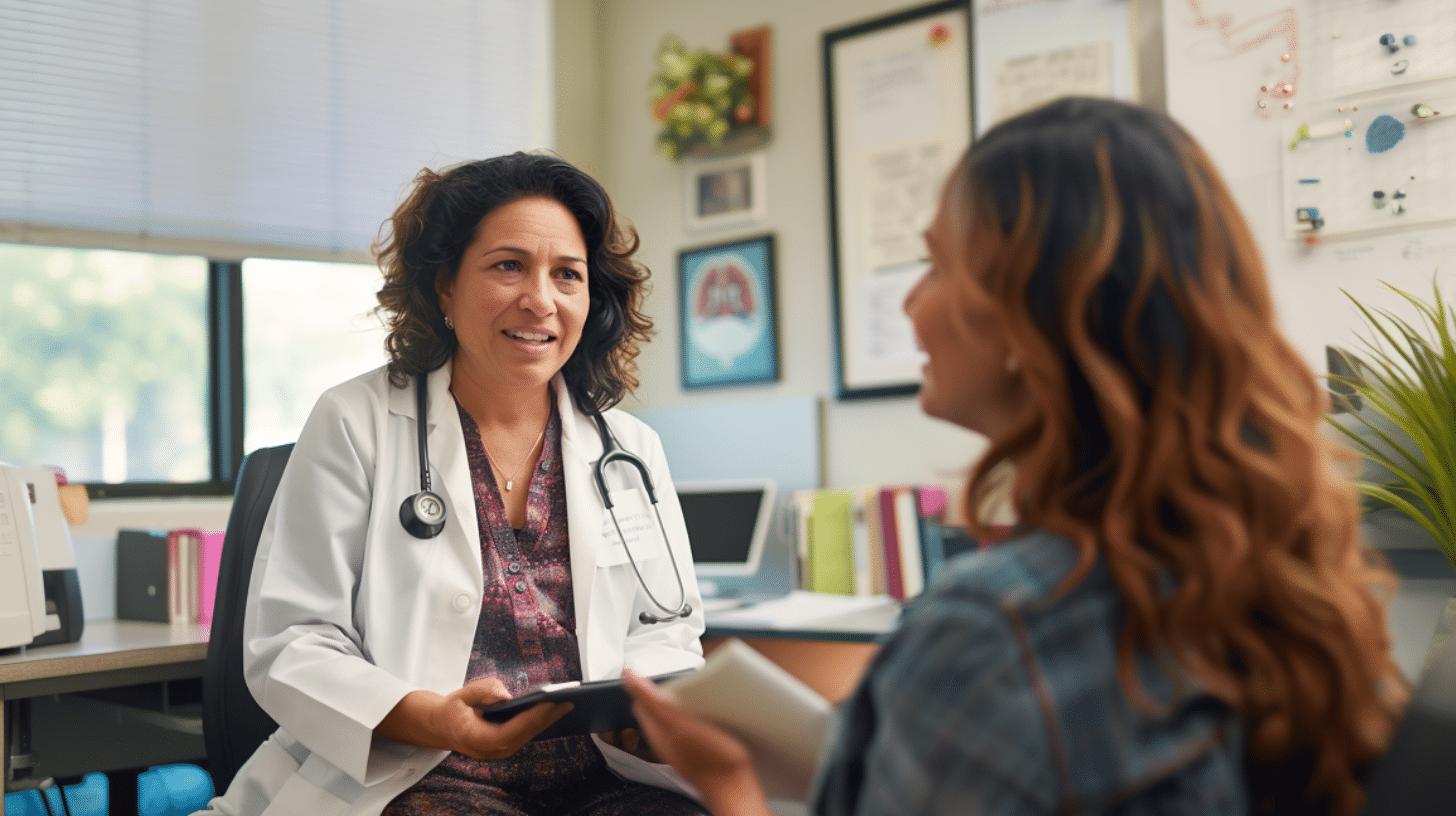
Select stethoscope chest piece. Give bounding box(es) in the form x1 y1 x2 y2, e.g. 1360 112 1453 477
400 490 446 539
401 371 447 539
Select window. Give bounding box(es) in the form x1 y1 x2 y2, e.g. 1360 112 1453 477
0 0 550 495
0 247 390 495
0 244 210 485
242 258 387 453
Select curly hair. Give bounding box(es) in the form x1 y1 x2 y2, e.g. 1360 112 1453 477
949 98 1406 815
373 152 653 414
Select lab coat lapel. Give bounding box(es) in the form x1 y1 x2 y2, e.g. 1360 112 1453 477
424 365 478 570
386 367 476 555
557 375 608 680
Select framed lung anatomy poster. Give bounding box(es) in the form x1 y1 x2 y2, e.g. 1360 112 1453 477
823 0 972 399
678 234 779 390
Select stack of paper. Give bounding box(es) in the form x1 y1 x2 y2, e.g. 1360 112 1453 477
664 638 832 802
706 589 896 628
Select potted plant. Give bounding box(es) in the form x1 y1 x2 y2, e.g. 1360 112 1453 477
1326 279 1456 574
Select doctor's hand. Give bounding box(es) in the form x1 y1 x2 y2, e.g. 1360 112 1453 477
377 677 572 760
623 671 773 816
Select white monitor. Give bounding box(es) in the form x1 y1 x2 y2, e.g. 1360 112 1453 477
675 479 777 577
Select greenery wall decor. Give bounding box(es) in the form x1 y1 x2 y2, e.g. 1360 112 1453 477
1327 279 1456 573
650 26 772 162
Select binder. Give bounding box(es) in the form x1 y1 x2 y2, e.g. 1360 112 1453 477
807 490 855 595
198 530 225 625
117 529 171 623
916 486 948 584
891 488 924 598
877 489 905 600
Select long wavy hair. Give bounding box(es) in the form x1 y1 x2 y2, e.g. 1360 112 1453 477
373 152 653 414
950 98 1406 815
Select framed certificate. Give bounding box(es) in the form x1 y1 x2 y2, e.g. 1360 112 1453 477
822 1 973 399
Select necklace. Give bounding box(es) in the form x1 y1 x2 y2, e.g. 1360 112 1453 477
481 424 547 492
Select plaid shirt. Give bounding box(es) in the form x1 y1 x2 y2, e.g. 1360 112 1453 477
810 530 1249 815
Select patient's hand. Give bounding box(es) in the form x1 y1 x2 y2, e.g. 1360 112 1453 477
624 671 772 816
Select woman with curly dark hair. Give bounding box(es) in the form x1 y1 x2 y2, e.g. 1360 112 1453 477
627 98 1407 816
207 153 707 816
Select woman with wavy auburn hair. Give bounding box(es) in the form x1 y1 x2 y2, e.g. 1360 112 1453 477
626 97 1407 816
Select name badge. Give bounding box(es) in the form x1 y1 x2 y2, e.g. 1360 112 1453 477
599 487 658 566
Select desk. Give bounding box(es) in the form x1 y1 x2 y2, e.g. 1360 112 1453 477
704 604 899 703
0 620 209 816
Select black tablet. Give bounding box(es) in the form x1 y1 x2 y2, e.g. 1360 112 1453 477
477 669 696 742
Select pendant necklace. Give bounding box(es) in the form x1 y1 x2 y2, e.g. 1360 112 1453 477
482 425 547 492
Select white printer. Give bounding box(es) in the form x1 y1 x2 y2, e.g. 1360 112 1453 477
0 465 84 649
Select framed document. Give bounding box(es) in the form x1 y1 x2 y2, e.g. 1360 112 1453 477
683 152 768 233
822 0 973 399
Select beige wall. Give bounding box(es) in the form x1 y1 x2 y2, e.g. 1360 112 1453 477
559 0 988 495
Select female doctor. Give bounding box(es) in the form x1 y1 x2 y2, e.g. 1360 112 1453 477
204 153 707 816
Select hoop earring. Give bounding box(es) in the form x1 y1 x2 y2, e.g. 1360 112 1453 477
444 315 455 331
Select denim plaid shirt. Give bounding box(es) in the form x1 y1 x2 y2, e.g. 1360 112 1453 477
810 531 1249 815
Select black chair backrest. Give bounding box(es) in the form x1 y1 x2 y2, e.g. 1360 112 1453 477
202 444 293 794
1360 611 1456 815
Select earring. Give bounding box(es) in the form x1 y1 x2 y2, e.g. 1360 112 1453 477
444 315 454 331
1004 355 1021 374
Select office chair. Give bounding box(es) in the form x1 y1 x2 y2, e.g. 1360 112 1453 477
1360 614 1456 815
201 444 293 794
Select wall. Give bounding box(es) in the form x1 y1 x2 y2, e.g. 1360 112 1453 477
1164 0 1456 368
584 0 988 496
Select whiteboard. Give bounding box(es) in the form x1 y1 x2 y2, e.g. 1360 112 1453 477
1163 0 1456 372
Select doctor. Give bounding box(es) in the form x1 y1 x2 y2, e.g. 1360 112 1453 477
204 153 707 816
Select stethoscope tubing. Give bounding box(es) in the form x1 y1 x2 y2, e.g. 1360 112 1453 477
403 372 692 623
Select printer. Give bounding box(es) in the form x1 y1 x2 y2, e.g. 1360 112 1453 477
0 465 84 649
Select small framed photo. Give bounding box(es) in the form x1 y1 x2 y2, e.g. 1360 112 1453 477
682 152 767 232
678 234 779 390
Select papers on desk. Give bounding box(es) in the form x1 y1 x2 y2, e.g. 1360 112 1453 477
706 590 897 628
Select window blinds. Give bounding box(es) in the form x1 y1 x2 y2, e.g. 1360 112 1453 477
0 0 550 255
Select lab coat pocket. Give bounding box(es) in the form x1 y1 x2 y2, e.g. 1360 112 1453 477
597 487 667 568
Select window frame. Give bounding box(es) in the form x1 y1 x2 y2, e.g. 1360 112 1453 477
81 259 250 500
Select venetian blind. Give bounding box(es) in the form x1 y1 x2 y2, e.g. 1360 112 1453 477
0 0 550 256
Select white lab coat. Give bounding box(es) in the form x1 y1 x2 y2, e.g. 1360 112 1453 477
202 364 705 816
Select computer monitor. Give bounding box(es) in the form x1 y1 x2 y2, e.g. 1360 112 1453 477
675 479 777 577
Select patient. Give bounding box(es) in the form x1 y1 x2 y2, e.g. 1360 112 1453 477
628 97 1408 816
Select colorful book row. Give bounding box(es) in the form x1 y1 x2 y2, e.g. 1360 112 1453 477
116 528 225 626
788 485 952 600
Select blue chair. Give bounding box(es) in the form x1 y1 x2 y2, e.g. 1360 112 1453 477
3 772 108 816
136 763 213 816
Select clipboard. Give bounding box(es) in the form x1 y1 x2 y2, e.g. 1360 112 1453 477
477 669 696 741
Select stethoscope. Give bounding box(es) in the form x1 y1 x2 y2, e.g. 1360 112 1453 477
398 372 692 624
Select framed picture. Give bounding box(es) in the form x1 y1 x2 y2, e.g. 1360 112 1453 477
823 1 972 399
682 152 767 232
678 234 779 390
